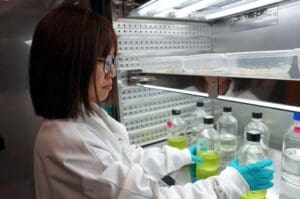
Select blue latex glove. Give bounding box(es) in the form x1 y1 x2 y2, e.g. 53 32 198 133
188 144 204 182
229 159 274 190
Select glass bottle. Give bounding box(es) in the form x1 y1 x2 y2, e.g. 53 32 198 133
279 112 300 199
217 106 238 170
190 101 207 145
166 109 188 150
239 130 268 199
196 115 220 179
244 112 270 154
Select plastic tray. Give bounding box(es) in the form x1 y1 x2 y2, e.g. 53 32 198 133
183 53 228 75
139 56 184 73
227 50 294 77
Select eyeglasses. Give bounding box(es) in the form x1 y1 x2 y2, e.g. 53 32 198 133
97 55 115 74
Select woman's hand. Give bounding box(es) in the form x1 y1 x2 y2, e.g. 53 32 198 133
229 159 274 190
188 144 204 182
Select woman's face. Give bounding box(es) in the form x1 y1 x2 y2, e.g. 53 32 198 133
88 51 116 103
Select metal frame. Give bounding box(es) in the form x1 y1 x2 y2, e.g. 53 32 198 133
114 18 212 145
112 1 300 150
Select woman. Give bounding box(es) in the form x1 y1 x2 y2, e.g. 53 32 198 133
30 4 274 199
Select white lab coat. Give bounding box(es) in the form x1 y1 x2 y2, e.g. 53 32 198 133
34 104 249 199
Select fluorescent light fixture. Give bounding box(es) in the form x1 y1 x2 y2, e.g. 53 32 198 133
137 83 209 97
154 8 176 17
137 0 156 9
24 40 32 46
138 83 299 112
134 0 188 16
217 95 300 112
205 0 285 20
133 0 159 15
175 0 224 17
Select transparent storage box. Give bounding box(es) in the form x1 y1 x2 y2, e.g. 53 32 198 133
293 48 300 75
227 50 294 78
139 56 184 74
183 53 228 75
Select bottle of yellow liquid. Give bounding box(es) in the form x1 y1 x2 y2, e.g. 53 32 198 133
239 190 266 199
239 130 268 199
167 135 188 149
196 116 220 179
196 150 220 179
166 109 188 150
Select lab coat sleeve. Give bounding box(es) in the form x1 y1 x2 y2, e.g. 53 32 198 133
128 144 192 179
159 167 249 199
83 145 248 199
36 119 249 199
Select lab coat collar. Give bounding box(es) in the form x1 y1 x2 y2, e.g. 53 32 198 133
76 103 132 164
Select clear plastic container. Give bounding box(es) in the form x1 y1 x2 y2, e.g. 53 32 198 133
139 56 184 73
227 50 294 78
183 53 228 75
293 48 300 75
279 112 300 199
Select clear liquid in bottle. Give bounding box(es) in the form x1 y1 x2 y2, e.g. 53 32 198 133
217 106 238 170
279 112 300 199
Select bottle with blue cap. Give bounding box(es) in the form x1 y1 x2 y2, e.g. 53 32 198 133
279 112 300 199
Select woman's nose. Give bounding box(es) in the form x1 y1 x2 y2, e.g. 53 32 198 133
105 64 116 79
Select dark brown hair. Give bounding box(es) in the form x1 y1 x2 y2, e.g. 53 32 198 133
29 4 117 119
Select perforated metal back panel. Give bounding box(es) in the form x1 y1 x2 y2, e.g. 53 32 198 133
114 18 212 146
115 19 211 36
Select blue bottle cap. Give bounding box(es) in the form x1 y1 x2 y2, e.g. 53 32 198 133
293 112 300 121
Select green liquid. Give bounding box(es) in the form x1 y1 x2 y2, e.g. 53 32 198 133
240 190 266 199
167 135 188 150
196 150 220 179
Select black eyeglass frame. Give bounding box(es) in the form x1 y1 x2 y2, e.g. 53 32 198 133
97 54 115 74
